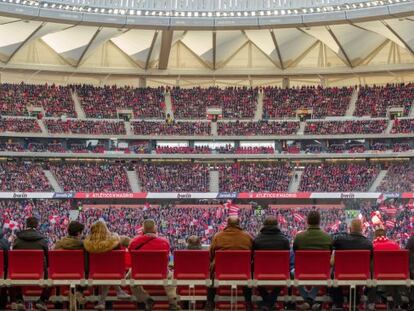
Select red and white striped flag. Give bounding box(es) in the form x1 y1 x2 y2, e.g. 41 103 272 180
135 226 143 235
143 202 151 211
225 200 240 217
293 213 304 222
385 220 396 229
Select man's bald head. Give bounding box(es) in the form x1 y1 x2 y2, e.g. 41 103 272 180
263 216 278 226
143 219 157 234
227 216 240 227
350 219 363 234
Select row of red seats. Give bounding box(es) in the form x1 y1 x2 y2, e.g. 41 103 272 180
4 250 409 284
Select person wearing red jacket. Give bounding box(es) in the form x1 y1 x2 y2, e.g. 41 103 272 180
371 228 403 310
128 219 178 311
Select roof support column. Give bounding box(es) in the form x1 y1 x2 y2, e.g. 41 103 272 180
282 77 290 89
158 30 174 70
138 77 147 88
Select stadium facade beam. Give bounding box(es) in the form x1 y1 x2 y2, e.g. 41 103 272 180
270 30 284 70
158 30 173 70
327 27 353 68
383 22 414 56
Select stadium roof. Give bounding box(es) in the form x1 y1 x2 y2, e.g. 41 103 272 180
0 0 413 86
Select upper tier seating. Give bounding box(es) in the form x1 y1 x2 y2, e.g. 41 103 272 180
305 119 388 135
218 121 299 136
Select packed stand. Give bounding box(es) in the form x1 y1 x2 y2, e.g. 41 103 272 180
75 85 165 119
0 161 51 191
0 143 24 152
0 200 70 247
299 163 380 192
305 119 388 135
45 119 126 135
49 162 130 192
170 87 258 119
136 162 209 192
378 163 414 192
391 118 414 133
0 83 75 117
0 118 41 133
132 121 211 136
262 86 353 118
155 146 211 154
218 121 299 136
219 162 292 192
355 83 414 117
234 146 275 154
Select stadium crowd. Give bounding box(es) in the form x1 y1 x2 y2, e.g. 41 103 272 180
0 83 75 117
49 162 130 192
136 163 210 192
0 161 51 192
392 118 414 134
304 119 388 135
0 118 42 133
217 121 299 136
170 87 258 119
132 121 211 136
299 163 380 192
0 200 412 310
44 120 126 135
219 162 292 192
378 163 414 192
355 83 414 117
74 85 165 119
262 86 353 118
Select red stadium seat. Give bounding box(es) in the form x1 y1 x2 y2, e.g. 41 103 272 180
8 250 44 280
295 251 331 282
174 250 210 281
214 250 251 281
373 250 409 282
334 250 371 282
48 250 85 280
253 250 290 282
88 251 126 280
130 250 169 280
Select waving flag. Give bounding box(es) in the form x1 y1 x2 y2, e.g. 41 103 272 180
224 200 240 217
385 220 396 229
293 213 304 222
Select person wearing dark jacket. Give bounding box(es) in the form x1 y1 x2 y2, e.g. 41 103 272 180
253 216 290 311
54 221 84 250
331 219 373 310
10 217 49 311
0 232 10 309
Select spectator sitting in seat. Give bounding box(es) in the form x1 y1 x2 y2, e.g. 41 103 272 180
129 219 178 311
206 216 253 311
186 235 202 250
253 216 290 311
11 217 49 311
331 219 373 310
83 221 130 310
293 211 332 310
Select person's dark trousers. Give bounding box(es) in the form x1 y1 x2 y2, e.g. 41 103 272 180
0 287 8 308
258 286 281 309
207 286 252 307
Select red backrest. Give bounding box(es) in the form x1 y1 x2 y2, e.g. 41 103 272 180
131 250 169 280
295 250 331 280
8 250 44 280
48 250 85 280
215 250 251 280
174 250 210 280
0 250 4 279
254 250 290 280
334 250 371 280
373 250 409 280
88 251 126 280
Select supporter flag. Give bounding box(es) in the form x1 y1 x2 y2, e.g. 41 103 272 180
204 225 214 236
4 220 19 231
293 213 304 222
215 208 223 219
371 211 382 225
278 214 287 225
135 226 143 235
363 221 370 228
225 200 240 217
376 194 385 205
49 215 59 225
143 202 151 211
385 220 396 229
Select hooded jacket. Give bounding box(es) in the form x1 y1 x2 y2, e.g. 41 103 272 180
128 233 170 252
253 225 290 251
54 236 84 250
13 228 48 252
83 234 120 253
